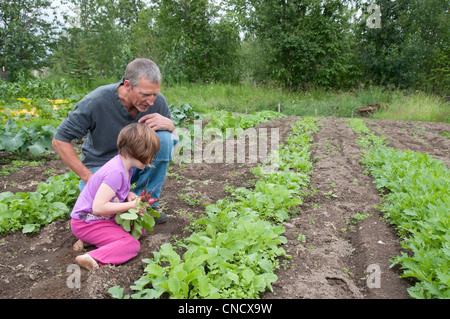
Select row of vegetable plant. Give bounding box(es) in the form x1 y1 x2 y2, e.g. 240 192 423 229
0 79 77 104
0 107 285 235
0 94 82 234
346 119 450 299
0 97 76 157
0 97 284 160
203 110 285 134
0 171 80 234
0 119 57 156
108 117 319 299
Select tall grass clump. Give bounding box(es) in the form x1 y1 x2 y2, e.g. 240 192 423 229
163 82 354 116
372 92 450 123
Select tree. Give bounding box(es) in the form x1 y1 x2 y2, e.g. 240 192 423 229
53 0 240 84
0 0 59 81
407 0 449 93
229 0 358 89
355 0 449 93
52 0 143 81
143 0 241 83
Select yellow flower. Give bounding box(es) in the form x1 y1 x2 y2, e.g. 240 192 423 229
47 98 69 104
7 107 39 118
17 97 32 104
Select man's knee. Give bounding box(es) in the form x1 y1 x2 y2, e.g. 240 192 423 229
155 130 179 161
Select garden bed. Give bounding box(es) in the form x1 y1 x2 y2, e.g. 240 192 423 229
0 116 449 300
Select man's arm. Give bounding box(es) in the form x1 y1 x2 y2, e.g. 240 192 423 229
52 138 93 184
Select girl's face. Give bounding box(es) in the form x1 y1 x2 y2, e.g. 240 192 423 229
132 158 148 170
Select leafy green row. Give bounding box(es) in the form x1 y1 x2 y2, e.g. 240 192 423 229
0 171 80 234
173 110 286 161
345 118 388 148
108 117 319 299
347 119 450 299
203 110 285 137
0 119 57 156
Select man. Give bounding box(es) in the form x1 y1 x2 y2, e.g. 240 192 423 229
52 58 178 223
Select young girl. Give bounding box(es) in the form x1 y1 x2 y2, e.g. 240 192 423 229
70 122 160 270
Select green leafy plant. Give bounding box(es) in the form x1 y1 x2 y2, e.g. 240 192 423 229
346 118 388 148
112 199 288 299
109 117 319 299
361 147 450 298
168 102 203 127
0 119 57 156
0 171 80 234
349 118 450 299
234 181 303 223
204 110 284 139
115 188 161 239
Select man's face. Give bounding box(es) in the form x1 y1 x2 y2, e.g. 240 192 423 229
127 77 161 113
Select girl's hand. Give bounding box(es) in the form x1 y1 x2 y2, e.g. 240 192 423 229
135 197 149 216
127 192 138 203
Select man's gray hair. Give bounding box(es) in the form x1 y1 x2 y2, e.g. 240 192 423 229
125 58 162 87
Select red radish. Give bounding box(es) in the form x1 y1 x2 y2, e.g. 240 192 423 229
141 189 158 205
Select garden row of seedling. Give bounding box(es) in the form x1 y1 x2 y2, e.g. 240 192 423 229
108 117 320 299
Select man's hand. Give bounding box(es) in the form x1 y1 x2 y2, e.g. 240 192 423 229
138 113 175 132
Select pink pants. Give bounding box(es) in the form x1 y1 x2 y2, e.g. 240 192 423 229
71 218 140 266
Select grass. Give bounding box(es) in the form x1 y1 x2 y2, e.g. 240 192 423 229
371 92 450 123
1 77 448 123
162 82 449 123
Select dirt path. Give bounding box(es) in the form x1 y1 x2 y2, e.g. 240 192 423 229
0 116 448 299
267 117 411 299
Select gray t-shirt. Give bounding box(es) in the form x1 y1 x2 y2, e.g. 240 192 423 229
54 78 171 168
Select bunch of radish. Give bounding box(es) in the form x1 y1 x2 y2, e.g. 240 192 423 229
115 188 160 239
140 189 159 205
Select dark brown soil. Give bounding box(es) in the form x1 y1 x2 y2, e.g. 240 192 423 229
0 117 448 300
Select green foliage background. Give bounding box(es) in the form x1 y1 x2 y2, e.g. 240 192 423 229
0 0 448 94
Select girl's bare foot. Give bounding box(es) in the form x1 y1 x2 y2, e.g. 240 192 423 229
75 254 99 271
73 239 94 252
73 239 85 252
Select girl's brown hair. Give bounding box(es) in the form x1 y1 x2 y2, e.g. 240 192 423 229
117 122 160 166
